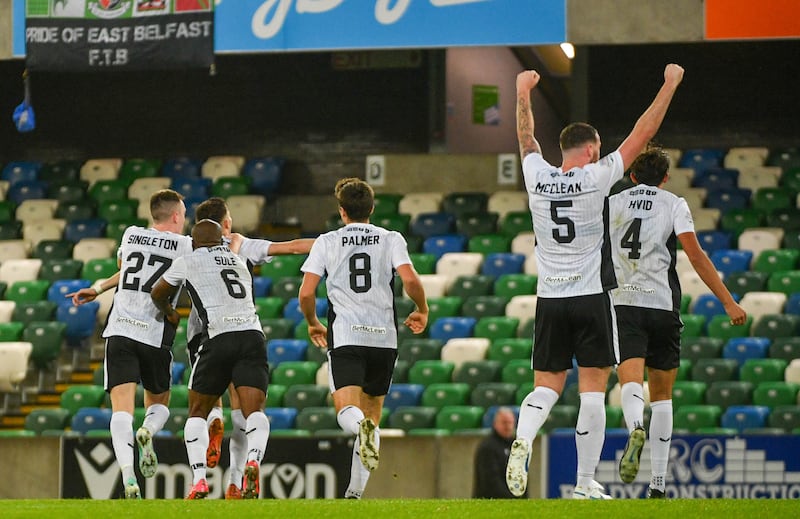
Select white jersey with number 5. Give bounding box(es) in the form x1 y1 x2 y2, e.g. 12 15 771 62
163 245 262 340
103 226 193 347
609 185 694 312
301 223 411 349
523 151 624 298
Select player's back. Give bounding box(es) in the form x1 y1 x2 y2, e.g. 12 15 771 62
104 226 193 347
608 185 693 312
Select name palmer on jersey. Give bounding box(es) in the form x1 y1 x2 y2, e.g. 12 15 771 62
342 226 381 246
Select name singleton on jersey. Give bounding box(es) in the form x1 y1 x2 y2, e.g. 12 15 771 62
127 234 180 250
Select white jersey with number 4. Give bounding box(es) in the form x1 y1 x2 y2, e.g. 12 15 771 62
523 151 624 298
301 223 411 349
103 226 193 348
163 245 262 340
609 185 694 312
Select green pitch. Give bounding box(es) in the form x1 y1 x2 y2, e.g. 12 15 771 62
1 499 798 519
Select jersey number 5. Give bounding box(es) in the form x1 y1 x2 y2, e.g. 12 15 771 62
550 201 576 243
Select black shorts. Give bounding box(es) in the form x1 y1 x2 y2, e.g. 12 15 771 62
615 305 682 370
533 293 618 371
104 336 172 394
187 333 206 368
189 330 269 397
328 345 398 397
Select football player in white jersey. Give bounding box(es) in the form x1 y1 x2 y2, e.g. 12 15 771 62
506 64 685 500
190 197 314 499
92 189 191 499
609 148 746 497
151 219 270 500
298 178 428 499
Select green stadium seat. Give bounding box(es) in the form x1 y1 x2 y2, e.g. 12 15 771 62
119 159 160 185
470 382 518 408
461 296 508 319
0 221 22 239
557 382 580 407
393 360 410 384
452 360 503 387
724 271 769 296
426 296 463 325
373 213 411 234
254 297 286 320
81 258 118 282
680 294 691 313
55 201 95 221
105 219 148 244
404 234 423 253
59 384 106 418
98 199 139 222
372 193 404 216
283 384 329 410
542 405 578 432
212 176 251 198
766 208 800 231
720 208 766 237
260 255 307 280
473 316 519 341
24 408 71 435
32 239 74 260
388 406 438 431
295 407 338 432
501 358 532 385
751 313 800 339
448 275 494 299
442 192 488 217
499 211 532 237
766 270 800 295
421 383 472 408
468 233 510 254
707 314 753 341
293 318 327 342
161 408 189 436
680 314 706 338
12 301 57 326
397 338 443 365
769 337 800 362
672 381 708 408
270 277 303 302
691 358 740 385
767 405 800 432
88 179 128 203
456 213 499 238
266 384 287 408
487 338 531 366
38 259 84 283
680 337 724 363
606 405 624 429
676 358 692 381
740 358 788 384
493 274 536 298
270 361 319 386
435 405 485 432
752 382 800 409
39 160 81 184
705 381 754 409
409 253 437 275
0 322 24 341
752 187 792 213
753 249 799 274
693 426 738 436
0 200 16 222
673 405 723 431
408 360 455 386
6 280 50 303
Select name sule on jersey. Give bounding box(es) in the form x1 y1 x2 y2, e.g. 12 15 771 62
214 256 238 266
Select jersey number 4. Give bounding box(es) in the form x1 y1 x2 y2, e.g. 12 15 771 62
620 218 643 259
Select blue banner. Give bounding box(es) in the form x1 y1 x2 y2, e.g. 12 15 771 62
546 431 800 499
14 0 567 56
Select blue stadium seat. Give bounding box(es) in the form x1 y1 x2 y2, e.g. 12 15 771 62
422 234 467 260
784 293 800 316
7 180 48 205
705 188 751 212
48 279 91 305
265 407 298 430
481 253 525 278
696 230 733 254
428 316 477 342
71 407 113 434
680 148 725 175
252 276 272 298
161 158 201 180
693 168 740 190
243 157 284 196
1 161 41 185
267 339 308 368
385 383 425 411
57 301 100 347
710 249 753 278
183 196 205 223
411 212 456 238
170 177 211 200
720 405 770 433
481 405 520 429
172 362 187 385
722 337 770 366
64 219 107 242
691 293 729 325
283 297 327 325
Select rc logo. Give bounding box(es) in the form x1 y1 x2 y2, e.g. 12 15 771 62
89 0 131 18
74 443 121 499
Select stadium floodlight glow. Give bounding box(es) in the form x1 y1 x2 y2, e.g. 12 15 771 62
560 42 575 59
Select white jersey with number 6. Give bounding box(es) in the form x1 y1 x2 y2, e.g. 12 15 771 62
609 185 695 312
163 245 262 340
523 151 624 298
103 226 193 347
301 223 412 350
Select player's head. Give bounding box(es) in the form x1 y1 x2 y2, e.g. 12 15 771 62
492 407 516 440
150 189 186 231
335 177 374 222
630 148 670 186
560 122 601 163
195 197 233 235
191 219 224 249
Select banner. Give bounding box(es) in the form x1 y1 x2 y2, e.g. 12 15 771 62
546 431 800 499
61 436 352 499
706 0 800 40
24 0 214 71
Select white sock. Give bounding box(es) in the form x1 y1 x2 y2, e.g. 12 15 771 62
207 406 224 425
516 387 559 444
649 400 673 491
184 416 209 484
245 411 270 464
110 411 135 481
142 403 169 435
575 392 606 489
229 409 247 487
620 382 645 432
337 405 365 436
345 435 371 498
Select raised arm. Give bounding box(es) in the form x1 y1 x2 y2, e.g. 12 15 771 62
516 70 543 161
267 238 315 255
67 270 121 305
617 64 684 169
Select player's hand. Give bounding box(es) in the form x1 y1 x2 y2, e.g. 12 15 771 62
307 322 328 348
516 70 540 92
66 288 98 306
725 302 747 326
165 309 181 326
404 311 428 334
664 64 684 86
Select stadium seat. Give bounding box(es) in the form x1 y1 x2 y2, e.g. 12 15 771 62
690 294 728 324
696 230 732 254
766 270 800 295
461 296 508 319
738 291 787 321
373 213 411 234
487 338 532 366
267 339 307 368
1 161 40 186
0 321 24 341
55 201 95 221
23 219 67 247
388 406 438 431
504 295 537 330
739 358 788 384
752 382 800 409
720 208 766 238
470 382 517 408
292 406 338 433
541 405 579 432
679 148 724 174
69 407 113 435
161 157 201 180
97 199 139 223
710 249 753 279
691 358 740 385
211 176 250 198
705 381 754 408
6 280 50 304
60 384 106 418
456 212 499 238
72 238 117 263
0 301 16 323
707 314 753 341
738 166 781 192
64 219 107 243
57 301 100 347
81 258 117 282
398 192 443 219
262 407 297 431
767 207 800 231
753 249 799 274
411 212 456 238
722 337 770 366
447 275 493 299
671 381 708 408
0 240 30 263
673 405 723 431
15 199 58 223
48 280 91 305
468 233 511 255
421 382 472 409
752 187 793 213
283 297 327 325
12 301 57 326
422 234 467 260
0 221 22 240
705 187 751 212
720 405 770 433
488 191 528 219
767 405 800 432
768 337 800 362
241 157 283 196
751 313 800 340
408 360 455 386
481 253 525 278
0 259 42 285
269 276 303 303
441 192 488 217
473 316 520 341
7 181 47 205
254 296 284 320
440 338 490 369
738 228 784 261
493 274 536 298
270 361 319 386
283 384 329 410
24 408 70 435
684 314 706 340
428 316 476 342
436 253 484 289
398 338 444 365
499 211 533 238
724 271 769 297
452 360 502 387
435 405 484 432
501 359 533 385
787 359 800 385
227 195 265 234
292 317 327 343
384 383 425 411
782 292 800 316
724 147 768 169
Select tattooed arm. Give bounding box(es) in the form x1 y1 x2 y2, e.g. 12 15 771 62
516 70 543 161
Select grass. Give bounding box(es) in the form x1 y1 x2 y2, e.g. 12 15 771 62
1 498 797 519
